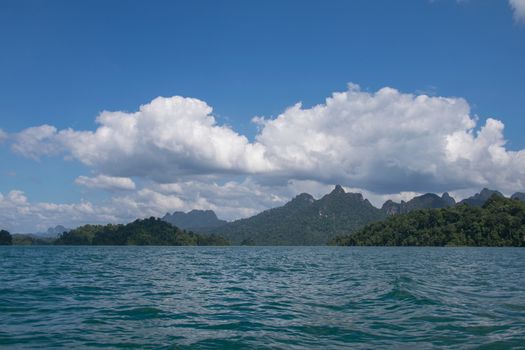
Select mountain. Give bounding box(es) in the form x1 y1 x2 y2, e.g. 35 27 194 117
511 192 525 201
381 193 456 216
459 188 503 207
209 185 386 245
162 210 227 231
334 195 525 247
35 225 70 238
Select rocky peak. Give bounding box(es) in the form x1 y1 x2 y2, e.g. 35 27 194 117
441 192 456 206
331 184 345 195
162 209 226 230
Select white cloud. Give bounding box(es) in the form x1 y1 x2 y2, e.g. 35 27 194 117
256 84 524 193
0 190 118 233
11 125 62 159
75 175 136 191
12 97 272 180
6 84 525 231
0 129 7 143
0 179 292 232
0 187 187 233
152 177 292 219
509 0 525 23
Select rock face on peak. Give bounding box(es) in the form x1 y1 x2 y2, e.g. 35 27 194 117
441 192 456 206
209 185 386 245
162 210 227 231
331 184 346 195
381 193 456 216
459 188 503 207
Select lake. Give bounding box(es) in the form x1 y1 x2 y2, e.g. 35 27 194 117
0 246 524 349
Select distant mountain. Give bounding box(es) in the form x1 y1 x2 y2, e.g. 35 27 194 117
35 225 70 238
381 193 456 216
459 188 503 207
209 185 386 245
511 192 525 201
162 210 227 231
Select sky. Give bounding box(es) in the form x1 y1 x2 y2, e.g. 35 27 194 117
0 0 524 232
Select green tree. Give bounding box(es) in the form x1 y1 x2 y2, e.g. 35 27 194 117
0 230 13 245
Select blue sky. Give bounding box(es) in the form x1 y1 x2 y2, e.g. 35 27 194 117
1 0 524 232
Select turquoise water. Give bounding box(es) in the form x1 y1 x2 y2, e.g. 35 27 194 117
0 247 524 349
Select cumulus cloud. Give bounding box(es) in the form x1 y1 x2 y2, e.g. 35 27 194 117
12 97 272 179
11 84 525 195
11 125 62 159
75 175 136 191
256 84 524 193
509 0 525 23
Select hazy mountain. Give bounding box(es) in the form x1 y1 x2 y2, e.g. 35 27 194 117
34 225 70 238
162 210 227 231
459 188 503 207
381 193 456 216
511 192 525 201
209 185 386 245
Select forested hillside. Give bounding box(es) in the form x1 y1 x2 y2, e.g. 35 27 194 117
334 196 525 247
55 218 228 246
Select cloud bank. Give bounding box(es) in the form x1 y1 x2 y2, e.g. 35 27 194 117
0 178 297 232
12 84 525 194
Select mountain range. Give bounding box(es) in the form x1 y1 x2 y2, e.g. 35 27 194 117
205 185 386 245
162 187 525 246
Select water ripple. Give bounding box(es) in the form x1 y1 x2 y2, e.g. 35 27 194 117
0 246 524 349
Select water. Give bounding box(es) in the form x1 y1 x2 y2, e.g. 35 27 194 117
0 247 524 349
